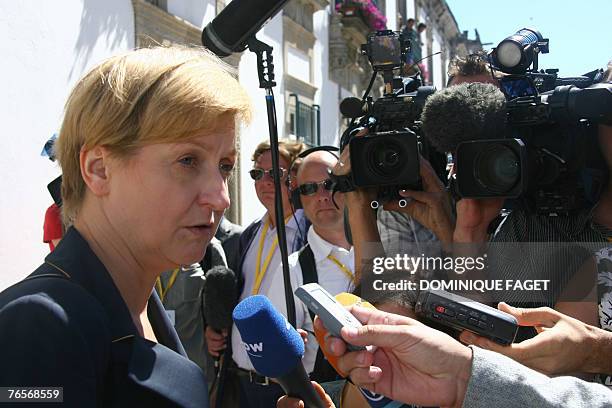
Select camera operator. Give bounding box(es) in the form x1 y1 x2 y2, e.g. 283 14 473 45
461 103 612 385
278 306 612 408
331 129 454 284
420 58 612 385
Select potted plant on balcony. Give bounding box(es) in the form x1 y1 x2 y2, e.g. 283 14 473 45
335 0 387 31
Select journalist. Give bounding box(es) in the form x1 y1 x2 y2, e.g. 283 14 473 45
0 46 251 406
279 306 612 408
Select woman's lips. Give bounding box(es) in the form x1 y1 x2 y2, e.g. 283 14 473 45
186 224 213 238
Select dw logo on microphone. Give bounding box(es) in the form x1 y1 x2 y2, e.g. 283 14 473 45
242 341 264 357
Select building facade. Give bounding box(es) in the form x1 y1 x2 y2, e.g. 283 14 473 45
0 0 480 289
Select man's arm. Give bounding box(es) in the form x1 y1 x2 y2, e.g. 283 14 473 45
460 303 612 376
465 347 612 408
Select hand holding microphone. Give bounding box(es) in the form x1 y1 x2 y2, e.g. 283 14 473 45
203 266 237 359
233 295 327 408
317 304 473 408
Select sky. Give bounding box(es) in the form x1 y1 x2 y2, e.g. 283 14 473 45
445 0 610 78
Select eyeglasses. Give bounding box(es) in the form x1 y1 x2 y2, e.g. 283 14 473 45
298 179 334 196
249 167 286 181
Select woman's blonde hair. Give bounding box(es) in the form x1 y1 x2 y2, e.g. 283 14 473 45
55 46 251 224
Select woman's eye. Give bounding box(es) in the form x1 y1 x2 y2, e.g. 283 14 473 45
220 163 235 178
179 156 197 167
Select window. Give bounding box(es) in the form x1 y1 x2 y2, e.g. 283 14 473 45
289 94 320 146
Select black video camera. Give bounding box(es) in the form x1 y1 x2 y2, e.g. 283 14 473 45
339 30 446 208
455 28 611 215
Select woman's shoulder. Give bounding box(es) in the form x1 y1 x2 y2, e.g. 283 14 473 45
0 270 112 395
0 270 111 344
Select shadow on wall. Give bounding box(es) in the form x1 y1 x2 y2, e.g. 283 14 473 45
69 0 134 81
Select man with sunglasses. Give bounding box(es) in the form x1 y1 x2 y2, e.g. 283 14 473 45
267 150 354 382
205 139 309 408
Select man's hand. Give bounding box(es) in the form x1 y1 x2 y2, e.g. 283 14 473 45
453 197 504 243
317 306 473 408
205 326 228 357
459 303 612 375
276 381 335 408
383 156 455 245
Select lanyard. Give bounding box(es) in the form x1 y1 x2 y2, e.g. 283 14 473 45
252 215 292 295
326 253 354 282
156 268 180 302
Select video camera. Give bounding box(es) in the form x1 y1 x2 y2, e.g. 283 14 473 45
456 28 612 215
338 30 447 208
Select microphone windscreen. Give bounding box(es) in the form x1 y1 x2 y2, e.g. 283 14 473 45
421 82 507 153
314 293 376 377
203 265 237 331
233 295 304 378
340 97 367 118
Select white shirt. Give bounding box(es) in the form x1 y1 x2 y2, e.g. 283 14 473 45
231 210 305 370
232 225 354 373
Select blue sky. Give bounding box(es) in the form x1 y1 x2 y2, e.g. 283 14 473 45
445 0 610 77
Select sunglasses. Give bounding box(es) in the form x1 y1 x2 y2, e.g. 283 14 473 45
249 167 286 181
298 179 334 196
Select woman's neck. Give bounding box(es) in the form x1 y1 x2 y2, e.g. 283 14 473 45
74 214 157 333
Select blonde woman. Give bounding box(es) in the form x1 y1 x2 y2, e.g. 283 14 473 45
0 46 250 406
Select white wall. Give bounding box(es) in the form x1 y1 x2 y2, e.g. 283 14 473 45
286 46 311 83
385 0 397 30
238 12 286 226
432 29 443 89
167 0 215 28
314 7 341 147
0 0 134 290
406 0 416 20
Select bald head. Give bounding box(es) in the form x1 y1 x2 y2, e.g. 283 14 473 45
295 150 345 235
296 151 338 184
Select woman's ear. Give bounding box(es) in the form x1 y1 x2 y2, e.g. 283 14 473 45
80 146 111 197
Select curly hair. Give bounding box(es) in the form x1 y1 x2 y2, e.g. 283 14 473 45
447 52 492 86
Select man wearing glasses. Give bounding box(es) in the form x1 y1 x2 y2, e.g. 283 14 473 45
267 150 354 382
206 139 309 408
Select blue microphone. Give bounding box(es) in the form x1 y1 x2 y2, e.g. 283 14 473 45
233 295 326 408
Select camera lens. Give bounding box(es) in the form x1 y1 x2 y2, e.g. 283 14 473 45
474 145 520 194
369 141 403 177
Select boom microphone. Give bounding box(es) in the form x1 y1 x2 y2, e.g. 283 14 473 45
340 97 368 118
233 295 325 408
202 0 290 57
421 82 507 153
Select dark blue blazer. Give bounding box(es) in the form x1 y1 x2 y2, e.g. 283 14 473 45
0 227 209 407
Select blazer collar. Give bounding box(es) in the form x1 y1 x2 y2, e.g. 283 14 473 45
44 227 170 347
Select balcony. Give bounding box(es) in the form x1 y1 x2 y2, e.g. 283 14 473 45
335 0 387 31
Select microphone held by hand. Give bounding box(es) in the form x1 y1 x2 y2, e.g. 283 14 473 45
233 295 326 408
